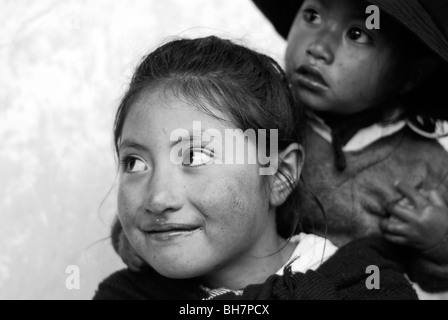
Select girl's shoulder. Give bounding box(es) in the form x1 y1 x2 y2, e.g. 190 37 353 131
93 267 203 300
93 268 151 300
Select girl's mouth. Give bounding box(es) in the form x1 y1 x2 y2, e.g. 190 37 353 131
143 223 202 241
294 65 329 91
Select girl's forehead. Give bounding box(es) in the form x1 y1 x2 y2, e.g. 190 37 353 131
125 88 234 134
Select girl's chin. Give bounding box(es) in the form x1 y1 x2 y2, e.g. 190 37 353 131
142 244 211 279
150 260 208 280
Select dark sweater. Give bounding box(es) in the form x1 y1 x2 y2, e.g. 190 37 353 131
93 237 417 300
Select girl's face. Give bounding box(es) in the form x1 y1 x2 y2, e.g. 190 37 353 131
285 0 407 115
117 88 282 286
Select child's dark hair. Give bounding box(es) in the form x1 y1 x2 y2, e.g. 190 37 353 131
113 36 305 238
403 53 447 124
382 12 448 124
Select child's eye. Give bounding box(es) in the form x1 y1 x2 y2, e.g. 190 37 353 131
303 9 321 24
121 156 148 173
347 27 372 44
182 149 214 167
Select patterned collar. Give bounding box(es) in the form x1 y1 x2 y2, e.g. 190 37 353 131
201 233 338 300
308 110 448 152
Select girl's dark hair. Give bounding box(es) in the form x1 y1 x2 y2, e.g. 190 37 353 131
113 36 305 238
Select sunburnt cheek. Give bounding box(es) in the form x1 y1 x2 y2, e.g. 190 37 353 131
117 187 141 223
220 179 268 241
227 169 265 215
212 177 263 227
193 176 248 220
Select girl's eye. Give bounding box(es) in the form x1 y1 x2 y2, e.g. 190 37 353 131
121 156 148 173
347 28 372 44
182 149 214 167
303 9 321 24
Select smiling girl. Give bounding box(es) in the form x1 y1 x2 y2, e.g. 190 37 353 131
93 36 416 300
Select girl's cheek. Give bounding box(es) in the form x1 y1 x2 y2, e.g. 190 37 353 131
191 169 258 225
117 189 129 221
194 179 231 214
117 184 139 223
201 185 251 240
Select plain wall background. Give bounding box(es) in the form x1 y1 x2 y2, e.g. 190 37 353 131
0 0 285 300
1 0 447 300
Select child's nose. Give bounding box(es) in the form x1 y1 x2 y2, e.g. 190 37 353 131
306 31 336 64
144 166 183 215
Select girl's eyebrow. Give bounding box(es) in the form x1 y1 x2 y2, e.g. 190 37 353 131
170 132 207 148
119 140 149 152
119 131 210 151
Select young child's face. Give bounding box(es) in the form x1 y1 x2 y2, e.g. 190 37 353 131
285 0 405 114
117 87 277 282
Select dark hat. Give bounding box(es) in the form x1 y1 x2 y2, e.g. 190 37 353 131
253 0 448 64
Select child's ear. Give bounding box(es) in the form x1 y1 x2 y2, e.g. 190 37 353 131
268 143 304 207
400 56 439 94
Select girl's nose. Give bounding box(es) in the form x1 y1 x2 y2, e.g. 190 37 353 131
145 167 183 215
306 31 336 64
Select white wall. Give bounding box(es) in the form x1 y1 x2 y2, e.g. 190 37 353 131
0 0 285 300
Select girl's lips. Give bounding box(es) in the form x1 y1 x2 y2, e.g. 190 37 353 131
144 223 200 233
294 65 329 91
142 223 202 241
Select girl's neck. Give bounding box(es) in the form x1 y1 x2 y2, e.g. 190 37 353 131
200 224 296 291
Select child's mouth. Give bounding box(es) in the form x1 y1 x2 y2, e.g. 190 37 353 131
294 65 329 91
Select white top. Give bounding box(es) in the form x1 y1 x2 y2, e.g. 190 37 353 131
276 233 338 275
202 233 338 299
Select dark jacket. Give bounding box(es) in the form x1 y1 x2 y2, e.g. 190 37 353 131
93 237 417 300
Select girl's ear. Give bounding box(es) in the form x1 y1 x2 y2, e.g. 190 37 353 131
268 143 304 207
400 56 439 94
